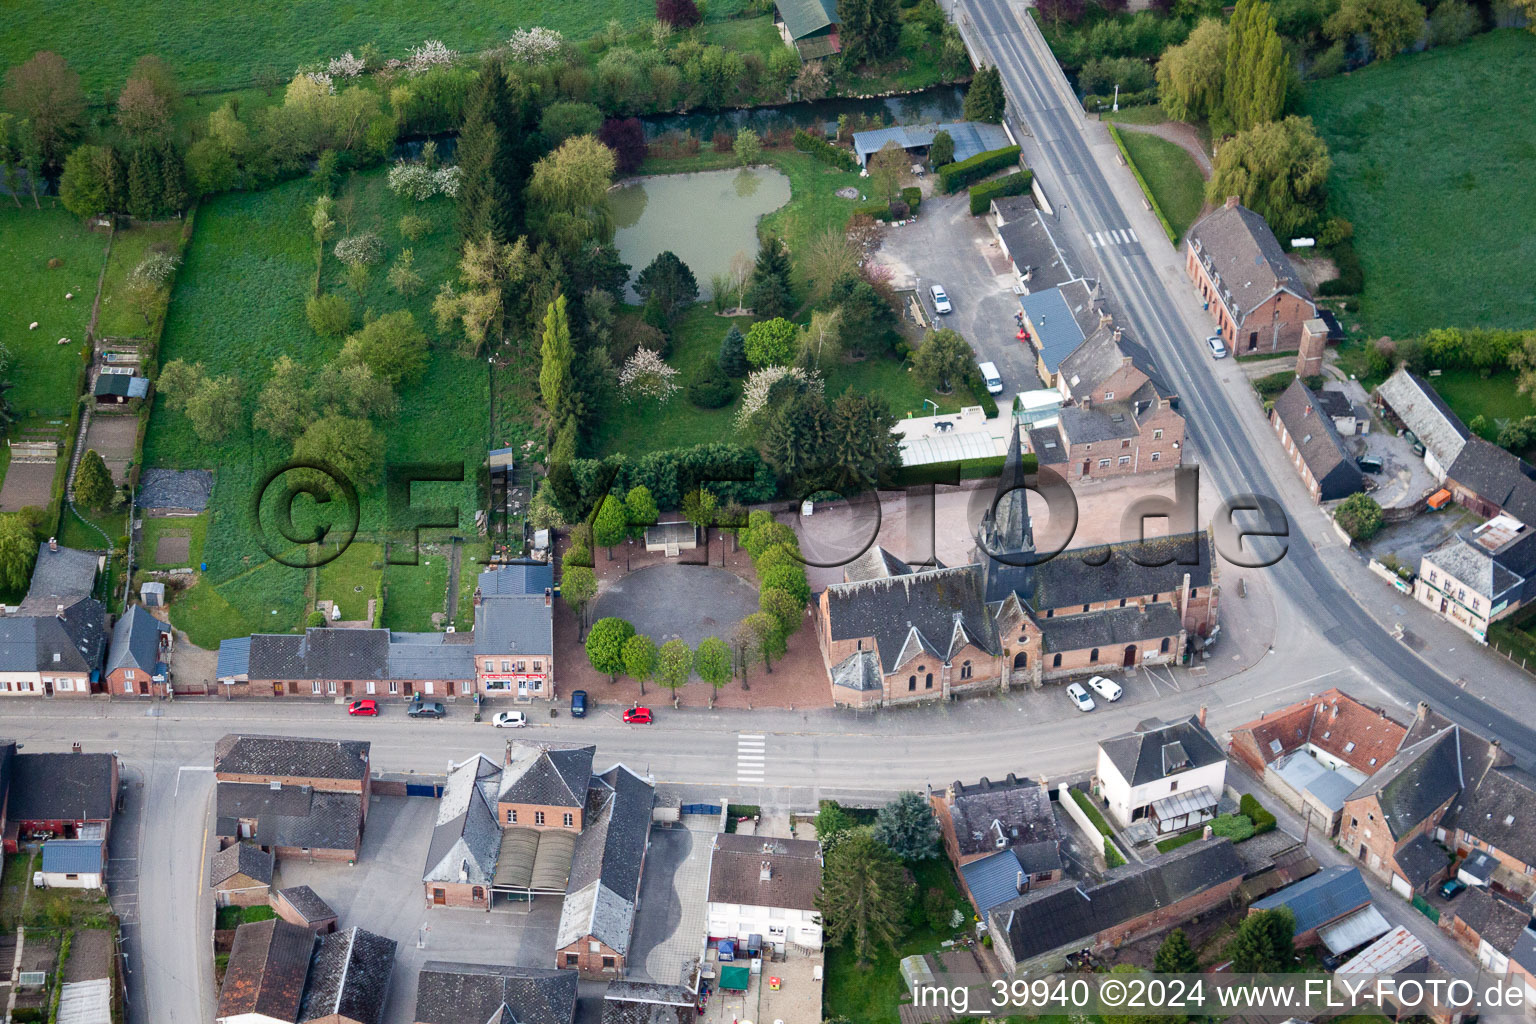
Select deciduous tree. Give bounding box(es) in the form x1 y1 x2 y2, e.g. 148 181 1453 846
622 633 659 695
306 293 354 338
2 52 84 168
561 564 598 636
342 310 429 387
117 55 180 144
1156 19 1228 123
911 327 975 393
655 638 693 703
292 414 383 486
868 141 909 203
744 317 798 368
694 636 733 706
540 293 576 431
818 830 910 965
593 493 629 560
586 617 636 681
0 512 37 593
184 374 243 444
1207 116 1331 238
1326 0 1428 59
527 134 617 256
254 356 315 440
598 117 648 174
1222 0 1289 133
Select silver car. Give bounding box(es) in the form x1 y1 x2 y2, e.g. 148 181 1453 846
930 285 952 314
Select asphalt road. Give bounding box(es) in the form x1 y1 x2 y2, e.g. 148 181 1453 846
954 0 1536 767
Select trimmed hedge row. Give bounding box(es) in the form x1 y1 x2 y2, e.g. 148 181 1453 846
889 454 1017 488
938 144 1022 193
967 374 1001 417
1240 793 1277 834
793 129 859 171
1084 89 1158 111
969 170 1034 215
1106 124 1177 243
902 186 922 211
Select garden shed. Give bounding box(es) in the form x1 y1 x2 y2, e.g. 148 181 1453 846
644 521 699 555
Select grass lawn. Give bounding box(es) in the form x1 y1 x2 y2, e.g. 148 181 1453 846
146 167 487 641
1426 368 1536 430
0 206 103 420
140 514 208 569
1304 30 1536 338
383 543 451 630
316 541 382 622
1115 128 1205 242
96 221 186 339
58 504 125 553
822 855 973 1024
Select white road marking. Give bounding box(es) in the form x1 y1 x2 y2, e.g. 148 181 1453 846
1095 231 1107 247
737 733 767 782
1127 228 1139 243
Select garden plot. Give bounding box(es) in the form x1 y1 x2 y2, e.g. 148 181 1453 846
0 460 55 513
83 413 140 484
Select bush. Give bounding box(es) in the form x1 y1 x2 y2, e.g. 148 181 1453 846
1209 813 1256 842
306 292 354 338
306 610 326 628
901 186 922 210
1078 55 1154 95
938 145 1022 193
1082 88 1159 111
1071 787 1113 836
852 200 896 222
686 360 735 408
793 129 859 171
1240 794 1277 834
1318 239 1363 296
969 170 1034 215
1104 835 1126 867
1253 370 1296 400
1336 492 1384 541
966 374 1001 417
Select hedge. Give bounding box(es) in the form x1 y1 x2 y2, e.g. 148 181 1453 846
1071 787 1113 836
901 186 922 211
1240 793 1277 835
1083 88 1158 111
1209 813 1256 842
553 443 780 521
1106 124 1177 243
967 374 1001 418
1155 829 1205 853
1318 238 1363 296
1104 835 1126 868
793 129 858 171
889 454 1014 488
938 144 1022 193
969 170 1034 216
1253 370 1296 400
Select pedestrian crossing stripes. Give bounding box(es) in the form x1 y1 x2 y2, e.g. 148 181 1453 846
1090 228 1139 247
737 733 765 783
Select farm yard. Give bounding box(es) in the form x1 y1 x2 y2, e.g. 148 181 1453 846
1305 30 1536 339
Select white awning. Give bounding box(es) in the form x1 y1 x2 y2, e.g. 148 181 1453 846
1150 786 1218 821
1319 905 1392 955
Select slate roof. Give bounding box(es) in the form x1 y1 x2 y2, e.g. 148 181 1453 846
1447 436 1536 524
1395 833 1450 888
215 783 364 852
1030 533 1210 612
245 627 391 681
1441 758 1536 869
1375 369 1470 473
105 605 169 677
1451 887 1529 954
1057 401 1143 444
1232 688 1407 775
994 204 1078 294
415 962 578 1024
961 848 1027 916
1423 534 1524 602
386 631 476 681
774 0 838 39
1057 329 1136 401
1027 423 1067 464
946 775 1061 859
136 468 213 511
708 834 822 912
21 543 99 606
1272 379 1364 501
479 560 554 596
217 918 316 1022
1313 389 1354 419
1039 601 1183 653
210 840 274 888
499 744 595 808
298 926 396 1024
1513 927 1536 976
823 564 1001 674
989 838 1245 962
41 839 104 875
215 735 370 781
1251 865 1371 935
276 885 335 924
1346 727 1463 839
217 637 251 680
424 754 504 885
7 752 116 822
1100 715 1225 789
475 594 554 655
1021 286 1087 377
841 544 915 583
829 649 882 692
0 597 107 674
602 982 697 1024
1187 200 1312 325
556 765 654 955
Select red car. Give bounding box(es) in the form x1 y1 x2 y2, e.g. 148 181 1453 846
347 699 379 717
622 706 653 724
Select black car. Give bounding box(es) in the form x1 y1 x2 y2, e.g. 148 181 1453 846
1356 455 1384 474
407 700 446 719
570 690 588 718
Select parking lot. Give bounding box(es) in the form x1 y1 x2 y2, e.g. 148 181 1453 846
274 795 561 1024
627 822 713 987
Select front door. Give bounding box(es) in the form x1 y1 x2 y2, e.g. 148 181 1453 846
1082 460 1091 477
43 679 53 697
403 682 414 698
1123 645 1136 667
138 681 149 695
432 888 446 905
343 681 353 697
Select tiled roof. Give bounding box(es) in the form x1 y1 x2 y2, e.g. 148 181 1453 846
474 594 554 655
1039 603 1184 653
946 775 1061 858
136 467 214 510
217 919 315 1021
1187 201 1311 325
1447 436 1536 524
298 926 396 1024
1375 369 1469 472
556 765 654 954
214 734 370 781
602 981 696 1024
823 564 1001 674
1232 688 1407 775
244 628 391 681
829 649 882 692
210 841 274 888
0 598 108 674
215 782 363 853
708 834 822 912
1100 715 1225 789
22 543 99 606
841 545 914 583
1030 533 1211 612
7 752 116 822
1451 887 1529 954
499 744 595 809
386 631 475 680
105 605 169 677
1272 379 1364 501
1057 329 1135 401
1394 833 1450 888
276 885 335 924
1251 865 1370 935
1441 761 1536 870
415 962 578 1024
1346 728 1463 839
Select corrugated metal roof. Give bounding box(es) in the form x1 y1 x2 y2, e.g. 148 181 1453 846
217 637 251 680
41 839 103 875
960 848 1026 916
1252 865 1371 935
56 978 111 1024
1318 904 1392 955
852 121 1012 165
1336 925 1427 976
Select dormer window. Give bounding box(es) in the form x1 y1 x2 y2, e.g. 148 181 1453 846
1344 741 1356 753
1104 392 1114 400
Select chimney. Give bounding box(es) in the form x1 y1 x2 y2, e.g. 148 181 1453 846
1120 353 1131 368
48 536 58 552
56 603 65 619
760 860 772 882
1416 701 1430 722
1016 870 1026 894
1295 319 1328 379
1081 396 1091 411
72 742 82 754
1203 824 1214 840
979 777 990 790
473 588 483 608
1224 195 1240 210
1198 706 1207 727
544 586 552 607
1006 772 1017 786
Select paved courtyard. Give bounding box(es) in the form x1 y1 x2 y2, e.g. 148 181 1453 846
274 795 561 1024
591 563 761 648
627 822 713 987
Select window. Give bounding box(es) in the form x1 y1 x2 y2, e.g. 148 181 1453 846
566 953 579 966
533 661 542 671
123 680 134 694
1098 459 1110 468
602 956 616 969
856 639 863 650
535 811 546 825
564 812 574 827
1083 604 1091 613
1090 648 1099 661
1344 741 1356 753
1150 453 1161 462
1153 429 1163 440
507 809 517 823
485 658 495 671
1052 654 1062 667
312 681 322 694
1045 609 1054 618
1350 817 1358 828
389 681 399 695
1118 456 1131 466
472 886 485 901
924 672 933 689
1121 440 1130 450
1160 637 1170 653
960 660 972 680
366 681 376 695
908 676 916 691
1104 392 1115 400
326 680 336 694
424 681 434 695
125 669 135 680
66 873 79 880
1458 587 1466 602
1190 588 1198 599
1169 781 1178 793
501 659 510 672
1119 598 1126 608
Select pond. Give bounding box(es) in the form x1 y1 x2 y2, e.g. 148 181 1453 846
612 167 792 302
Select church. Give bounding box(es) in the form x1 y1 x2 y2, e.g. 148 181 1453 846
813 429 1219 707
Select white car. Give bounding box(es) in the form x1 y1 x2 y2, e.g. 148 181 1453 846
977 360 1003 395
1066 683 1096 712
492 710 527 728
1086 675 1123 702
930 285 952 314
1206 334 1228 359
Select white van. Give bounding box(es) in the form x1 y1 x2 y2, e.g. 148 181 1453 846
977 361 1003 395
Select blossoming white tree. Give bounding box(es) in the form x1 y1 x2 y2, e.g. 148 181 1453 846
734 366 822 430
618 348 680 404
334 232 383 267
328 52 366 78
405 40 458 76
507 27 565 66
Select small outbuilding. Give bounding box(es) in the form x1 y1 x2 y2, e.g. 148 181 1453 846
273 884 338 934
210 841 273 907
644 521 699 555
39 838 106 889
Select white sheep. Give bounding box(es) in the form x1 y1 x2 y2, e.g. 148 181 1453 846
65 292 73 300
29 321 39 330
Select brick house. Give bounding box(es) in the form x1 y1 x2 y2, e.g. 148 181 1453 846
229 627 476 700
553 764 655 977
1445 886 1530 974
474 563 556 701
1413 515 1536 643
1186 197 1317 354
1443 435 1536 524
1270 378 1365 503
105 604 171 697
210 841 274 907
987 837 1245 973
498 743 594 832
423 753 504 910
0 746 119 853
272 885 337 934
1228 688 1407 835
213 735 371 861
1019 279 1104 386
216 919 396 1024
932 774 1063 916
1339 726 1463 898
413 962 577 1024
817 431 1218 706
